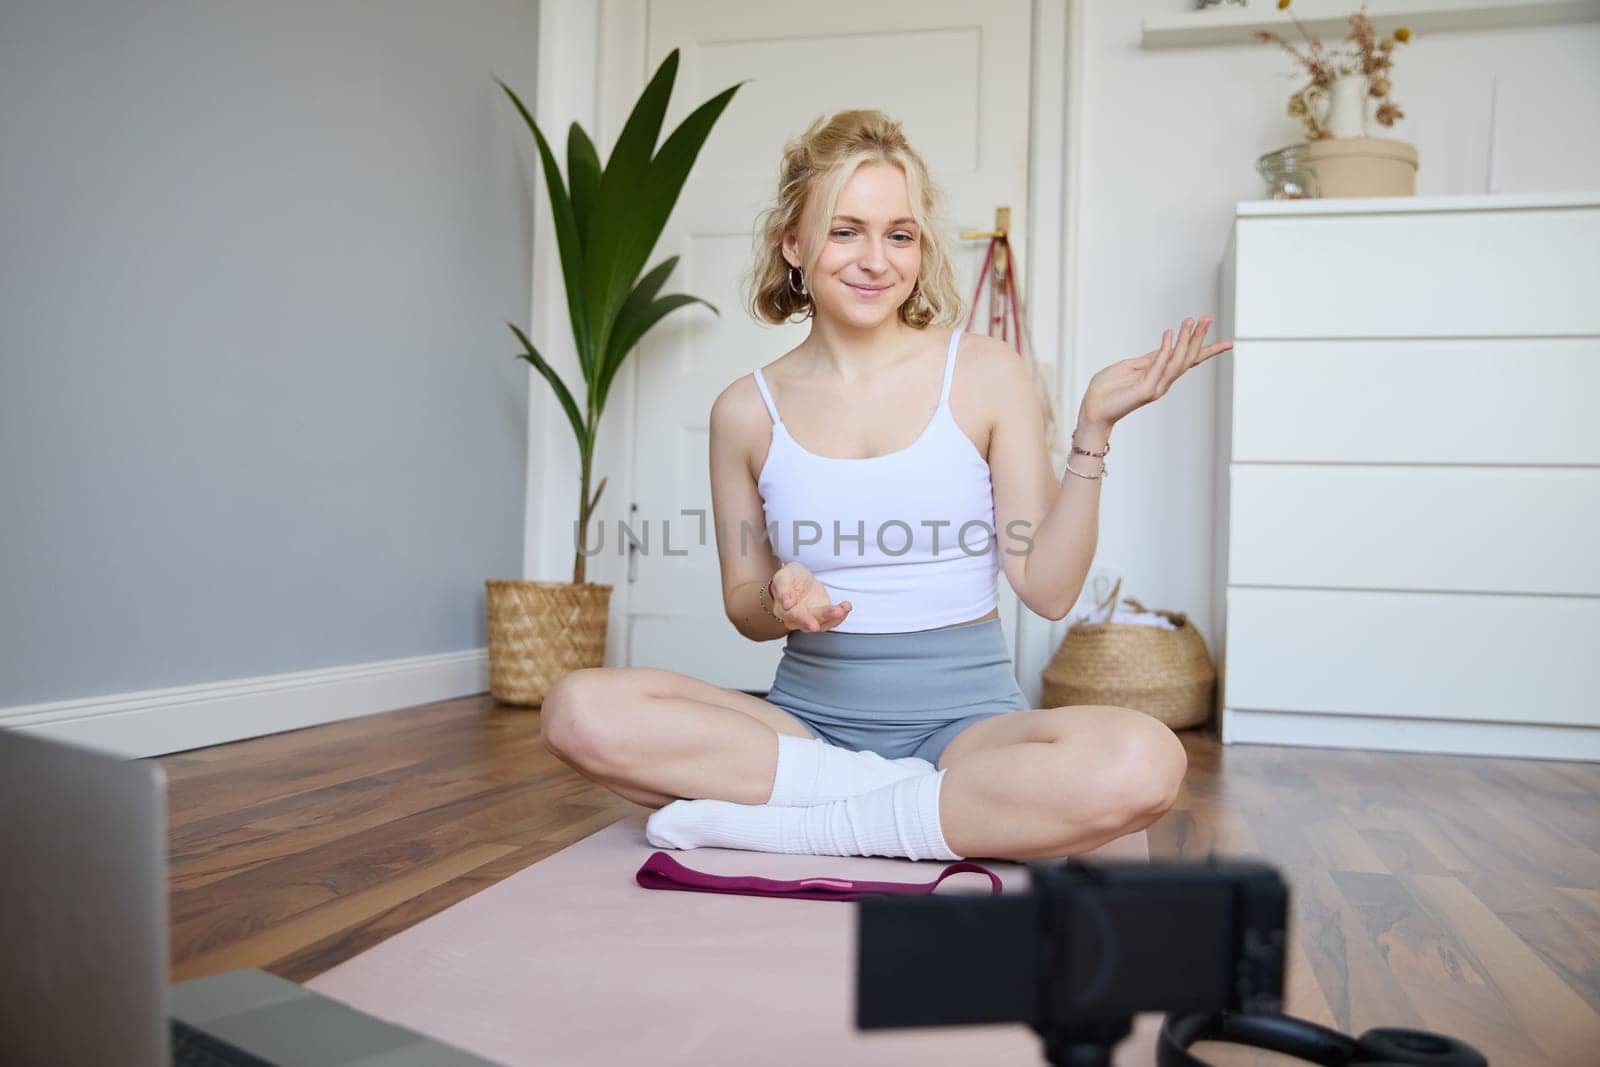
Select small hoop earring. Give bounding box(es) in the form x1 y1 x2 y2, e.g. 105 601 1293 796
787 264 807 297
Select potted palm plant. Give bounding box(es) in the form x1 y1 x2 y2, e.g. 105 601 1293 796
487 50 745 706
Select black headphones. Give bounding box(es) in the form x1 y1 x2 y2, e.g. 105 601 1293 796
1159 1010 1488 1066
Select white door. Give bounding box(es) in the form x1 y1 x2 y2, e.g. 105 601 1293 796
617 0 1036 690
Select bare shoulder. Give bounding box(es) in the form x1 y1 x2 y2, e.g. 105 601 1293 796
954 331 1038 448
710 371 775 479
713 371 768 428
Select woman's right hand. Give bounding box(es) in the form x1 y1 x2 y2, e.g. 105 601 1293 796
770 563 852 632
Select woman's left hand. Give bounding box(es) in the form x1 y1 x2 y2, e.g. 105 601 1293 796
1080 315 1233 431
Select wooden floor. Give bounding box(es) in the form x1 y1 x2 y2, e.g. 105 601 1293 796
151 694 1600 1066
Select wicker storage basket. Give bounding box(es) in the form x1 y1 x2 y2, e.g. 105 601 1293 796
486 579 612 706
1039 580 1215 730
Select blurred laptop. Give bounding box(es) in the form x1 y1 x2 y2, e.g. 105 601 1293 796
0 727 498 1066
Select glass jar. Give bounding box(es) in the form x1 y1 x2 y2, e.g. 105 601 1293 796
1255 144 1320 200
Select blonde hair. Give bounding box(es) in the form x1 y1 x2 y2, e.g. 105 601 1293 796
743 110 959 329
742 109 1067 464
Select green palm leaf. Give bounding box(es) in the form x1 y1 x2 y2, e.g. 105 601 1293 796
595 254 679 405
507 321 587 451
566 123 602 250
610 80 747 331
494 77 592 375
594 293 719 419
579 51 683 370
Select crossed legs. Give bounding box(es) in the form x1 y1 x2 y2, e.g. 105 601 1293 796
539 666 818 810
539 666 1186 862
933 703 1186 860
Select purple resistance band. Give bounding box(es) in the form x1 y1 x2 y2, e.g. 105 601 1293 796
636 851 1005 901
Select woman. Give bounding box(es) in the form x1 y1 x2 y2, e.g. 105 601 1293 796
540 110 1232 863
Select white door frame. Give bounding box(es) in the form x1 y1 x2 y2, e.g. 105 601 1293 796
521 0 1090 704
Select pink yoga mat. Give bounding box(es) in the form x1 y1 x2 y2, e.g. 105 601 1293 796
306 812 1161 1065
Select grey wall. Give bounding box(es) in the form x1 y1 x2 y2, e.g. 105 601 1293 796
0 0 539 706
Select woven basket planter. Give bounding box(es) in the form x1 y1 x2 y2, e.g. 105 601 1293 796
486 579 612 707
1040 582 1216 731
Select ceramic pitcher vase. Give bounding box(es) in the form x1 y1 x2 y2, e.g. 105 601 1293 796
1316 73 1369 138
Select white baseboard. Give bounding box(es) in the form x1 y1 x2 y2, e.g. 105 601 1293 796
0 649 490 759
1222 707 1600 762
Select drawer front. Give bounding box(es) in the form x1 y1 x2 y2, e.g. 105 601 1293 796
1231 338 1600 465
1234 207 1600 339
1223 587 1600 726
1227 465 1600 595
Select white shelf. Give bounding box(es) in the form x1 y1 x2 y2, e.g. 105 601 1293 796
1235 189 1600 215
1142 0 1600 48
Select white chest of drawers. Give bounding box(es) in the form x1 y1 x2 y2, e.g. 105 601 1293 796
1211 191 1600 761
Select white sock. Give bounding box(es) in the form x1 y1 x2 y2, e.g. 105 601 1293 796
646 766 963 861
766 733 937 806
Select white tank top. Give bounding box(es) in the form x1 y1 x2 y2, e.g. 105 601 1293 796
751 327 1000 634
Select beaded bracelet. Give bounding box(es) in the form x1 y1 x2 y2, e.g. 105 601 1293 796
1070 427 1111 459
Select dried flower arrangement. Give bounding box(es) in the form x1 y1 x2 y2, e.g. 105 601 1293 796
1257 0 1411 140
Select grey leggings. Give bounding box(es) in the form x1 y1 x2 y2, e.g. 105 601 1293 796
763 615 1029 767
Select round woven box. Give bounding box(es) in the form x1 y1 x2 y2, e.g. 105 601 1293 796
1040 583 1216 731
486 579 612 707
1303 135 1418 198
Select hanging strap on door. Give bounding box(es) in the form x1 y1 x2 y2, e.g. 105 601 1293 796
960 205 1027 345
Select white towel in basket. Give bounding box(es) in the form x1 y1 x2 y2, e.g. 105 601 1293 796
1067 600 1177 630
